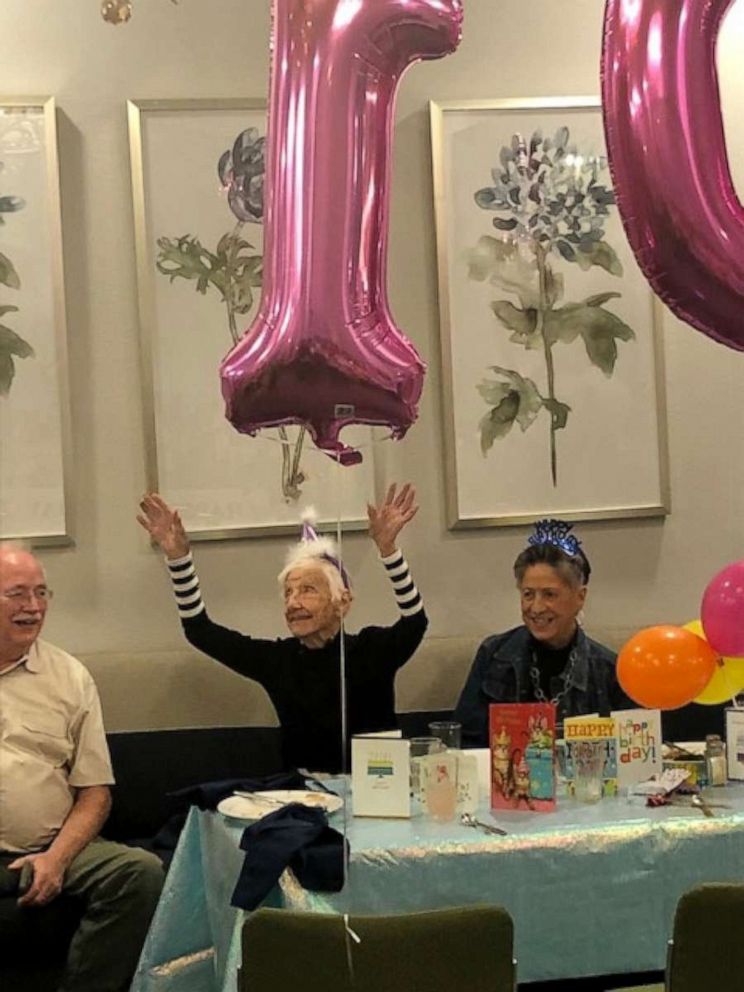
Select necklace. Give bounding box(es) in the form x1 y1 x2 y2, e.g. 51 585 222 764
529 649 577 706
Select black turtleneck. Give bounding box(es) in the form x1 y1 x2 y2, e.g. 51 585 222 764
181 612 427 772
531 629 578 701
164 548 427 772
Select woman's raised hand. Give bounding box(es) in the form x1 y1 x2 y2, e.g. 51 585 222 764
137 493 190 560
367 483 418 557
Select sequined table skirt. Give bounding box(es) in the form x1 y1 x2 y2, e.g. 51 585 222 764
131 783 744 990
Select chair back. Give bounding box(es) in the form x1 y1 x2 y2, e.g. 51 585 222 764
667 882 744 992
239 904 515 992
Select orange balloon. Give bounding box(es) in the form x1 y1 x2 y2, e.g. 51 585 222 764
617 625 719 710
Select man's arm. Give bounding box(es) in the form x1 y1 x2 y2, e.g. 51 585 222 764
9 785 112 907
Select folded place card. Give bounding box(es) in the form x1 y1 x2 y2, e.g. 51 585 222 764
454 751 479 814
351 736 411 818
631 768 690 795
726 708 744 780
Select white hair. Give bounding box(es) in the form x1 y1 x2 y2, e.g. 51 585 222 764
277 536 350 602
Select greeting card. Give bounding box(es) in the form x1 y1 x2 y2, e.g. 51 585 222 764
613 708 662 790
564 715 618 797
489 703 556 812
351 736 410 818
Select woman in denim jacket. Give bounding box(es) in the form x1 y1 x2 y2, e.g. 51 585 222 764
454 520 632 747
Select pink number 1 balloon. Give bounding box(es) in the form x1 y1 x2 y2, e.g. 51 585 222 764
220 0 463 464
602 0 744 352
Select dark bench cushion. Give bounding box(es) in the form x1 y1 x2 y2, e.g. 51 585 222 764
104 725 284 841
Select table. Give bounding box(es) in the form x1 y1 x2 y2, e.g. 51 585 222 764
130 784 744 991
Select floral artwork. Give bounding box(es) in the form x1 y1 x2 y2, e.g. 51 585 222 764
469 127 635 485
0 99 70 542
155 127 307 502
0 163 33 395
430 100 667 527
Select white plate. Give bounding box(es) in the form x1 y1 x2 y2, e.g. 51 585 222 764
661 741 706 758
217 789 343 822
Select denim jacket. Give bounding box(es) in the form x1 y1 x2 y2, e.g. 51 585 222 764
454 625 632 747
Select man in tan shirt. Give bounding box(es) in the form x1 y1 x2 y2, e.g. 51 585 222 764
0 544 163 992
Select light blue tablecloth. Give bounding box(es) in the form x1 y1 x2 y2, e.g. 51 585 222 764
131 783 744 990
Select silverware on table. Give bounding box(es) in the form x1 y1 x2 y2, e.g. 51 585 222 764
298 769 337 795
665 794 734 817
692 795 732 816
233 791 287 808
460 813 508 836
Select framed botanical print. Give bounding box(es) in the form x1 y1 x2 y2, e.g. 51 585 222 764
0 97 72 545
128 98 376 540
430 97 670 529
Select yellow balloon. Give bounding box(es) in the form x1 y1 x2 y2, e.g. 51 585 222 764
684 620 744 705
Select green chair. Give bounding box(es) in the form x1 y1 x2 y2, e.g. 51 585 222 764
666 883 744 992
238 904 516 992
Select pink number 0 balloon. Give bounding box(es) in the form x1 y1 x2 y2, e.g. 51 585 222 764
602 0 744 352
220 0 463 464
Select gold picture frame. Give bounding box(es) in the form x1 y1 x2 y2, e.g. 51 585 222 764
430 97 670 530
0 97 73 546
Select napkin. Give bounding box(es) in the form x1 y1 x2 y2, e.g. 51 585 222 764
231 803 347 910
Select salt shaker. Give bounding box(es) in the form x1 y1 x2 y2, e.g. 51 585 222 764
705 734 727 787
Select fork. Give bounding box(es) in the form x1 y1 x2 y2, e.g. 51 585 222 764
233 791 287 808
298 769 337 795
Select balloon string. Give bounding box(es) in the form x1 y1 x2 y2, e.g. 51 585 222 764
252 425 392 454
724 662 742 708
333 449 351 899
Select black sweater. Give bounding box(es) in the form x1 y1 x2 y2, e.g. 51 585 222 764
181 609 427 772
166 549 427 772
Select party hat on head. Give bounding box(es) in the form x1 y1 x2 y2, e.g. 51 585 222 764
301 509 319 544
528 519 581 557
527 518 591 582
283 508 351 590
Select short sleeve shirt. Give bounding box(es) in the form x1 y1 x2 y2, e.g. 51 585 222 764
0 639 114 852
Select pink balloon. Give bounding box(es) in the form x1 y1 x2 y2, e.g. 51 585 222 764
701 559 744 657
220 0 463 465
601 0 744 352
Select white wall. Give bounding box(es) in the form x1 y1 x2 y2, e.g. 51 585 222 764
2 1 743 698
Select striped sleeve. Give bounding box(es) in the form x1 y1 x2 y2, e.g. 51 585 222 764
165 552 205 620
379 549 423 617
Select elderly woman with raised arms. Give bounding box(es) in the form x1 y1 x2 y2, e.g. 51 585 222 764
138 484 426 772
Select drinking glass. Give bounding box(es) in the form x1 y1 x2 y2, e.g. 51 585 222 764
554 739 569 798
572 740 605 804
428 721 462 750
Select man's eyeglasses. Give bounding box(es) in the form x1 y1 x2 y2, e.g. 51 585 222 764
1 587 54 604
